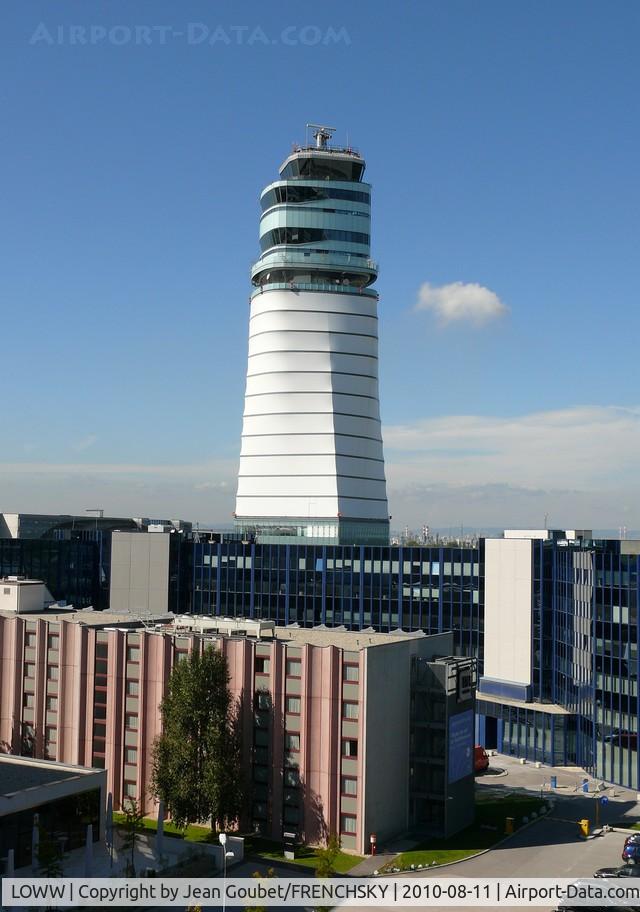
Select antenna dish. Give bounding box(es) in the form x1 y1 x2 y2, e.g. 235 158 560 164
306 123 336 149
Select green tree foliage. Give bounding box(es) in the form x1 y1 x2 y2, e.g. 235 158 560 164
315 833 341 878
152 645 244 831
119 798 145 876
245 868 276 912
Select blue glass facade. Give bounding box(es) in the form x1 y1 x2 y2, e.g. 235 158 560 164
477 538 640 788
190 541 484 666
0 538 101 608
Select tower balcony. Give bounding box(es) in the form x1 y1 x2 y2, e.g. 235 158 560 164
251 249 378 284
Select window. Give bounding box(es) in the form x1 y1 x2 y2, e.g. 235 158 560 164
25 633 37 648
260 227 370 251
3 587 10 595
123 782 137 798
24 663 35 678
254 766 269 783
126 680 139 696
342 739 358 758
341 776 357 796
126 646 140 663
255 691 271 711
45 726 57 743
343 664 359 682
175 650 188 663
47 665 59 681
283 806 300 824
93 722 106 737
23 693 34 709
286 696 301 715
46 695 58 712
255 657 270 675
284 768 299 788
252 802 267 820
125 713 138 730
342 702 359 721
286 659 301 678
125 748 137 764
254 729 269 747
47 634 59 650
284 733 300 752
340 814 357 835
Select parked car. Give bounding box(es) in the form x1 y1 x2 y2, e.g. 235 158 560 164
594 865 640 878
622 839 640 863
474 745 489 772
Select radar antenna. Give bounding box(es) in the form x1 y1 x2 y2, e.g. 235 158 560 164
306 123 336 149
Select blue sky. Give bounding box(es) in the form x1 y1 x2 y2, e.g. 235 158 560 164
2 0 639 531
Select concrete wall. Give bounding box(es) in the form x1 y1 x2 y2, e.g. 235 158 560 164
483 538 533 687
0 583 49 614
110 532 171 616
362 632 452 849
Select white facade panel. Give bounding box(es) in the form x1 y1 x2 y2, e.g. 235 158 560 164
244 372 378 397
239 454 385 479
250 310 378 336
243 392 379 419
247 351 378 376
483 538 534 687
236 287 388 523
248 330 377 357
237 476 340 497
250 295 377 318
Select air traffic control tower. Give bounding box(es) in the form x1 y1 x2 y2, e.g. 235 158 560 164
235 127 389 545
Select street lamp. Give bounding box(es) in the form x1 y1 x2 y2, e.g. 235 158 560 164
219 833 234 912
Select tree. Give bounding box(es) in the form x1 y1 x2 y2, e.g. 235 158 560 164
119 798 144 876
244 868 276 912
152 645 244 832
315 833 341 878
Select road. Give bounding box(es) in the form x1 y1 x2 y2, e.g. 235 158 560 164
354 754 639 912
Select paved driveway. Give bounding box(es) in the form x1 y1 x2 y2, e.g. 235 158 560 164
360 753 639 912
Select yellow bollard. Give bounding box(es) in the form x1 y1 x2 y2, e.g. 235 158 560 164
579 818 590 837
505 817 515 835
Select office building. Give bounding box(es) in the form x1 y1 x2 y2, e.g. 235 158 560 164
0 755 105 871
477 531 640 790
235 127 389 546
0 607 475 852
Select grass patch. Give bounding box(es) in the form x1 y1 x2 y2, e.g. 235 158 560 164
382 794 546 871
112 813 216 844
244 836 363 873
110 817 362 872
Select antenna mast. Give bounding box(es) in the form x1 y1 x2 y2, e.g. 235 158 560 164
306 123 336 149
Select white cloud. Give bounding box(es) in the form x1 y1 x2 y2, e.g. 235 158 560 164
415 281 508 326
1 405 638 529
382 405 640 527
0 458 238 524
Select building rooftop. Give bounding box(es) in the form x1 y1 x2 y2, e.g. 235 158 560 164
0 577 45 587
0 755 97 799
0 607 449 651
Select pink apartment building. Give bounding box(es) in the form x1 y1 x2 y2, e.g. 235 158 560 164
0 603 467 854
